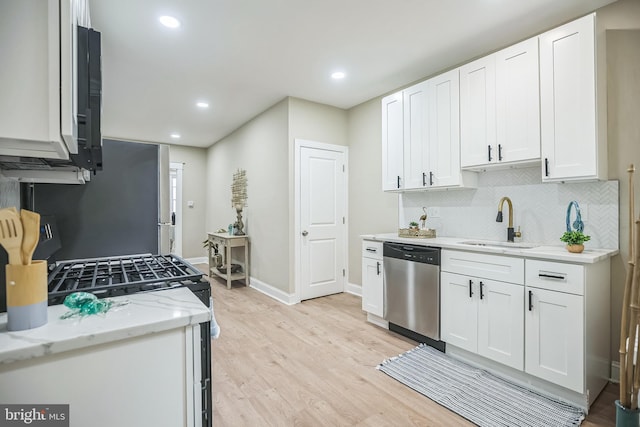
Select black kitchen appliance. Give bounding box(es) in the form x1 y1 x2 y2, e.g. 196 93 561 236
73 25 102 172
47 253 212 427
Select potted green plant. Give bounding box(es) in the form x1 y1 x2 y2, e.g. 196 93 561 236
559 230 590 253
409 221 419 230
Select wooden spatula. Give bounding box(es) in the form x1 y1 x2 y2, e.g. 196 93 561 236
20 209 40 265
0 208 23 265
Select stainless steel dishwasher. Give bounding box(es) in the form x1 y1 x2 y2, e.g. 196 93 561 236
383 242 443 350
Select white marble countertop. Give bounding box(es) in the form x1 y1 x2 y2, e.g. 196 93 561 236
0 288 211 365
363 233 618 263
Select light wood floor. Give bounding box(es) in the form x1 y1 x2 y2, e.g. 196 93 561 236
207 275 616 426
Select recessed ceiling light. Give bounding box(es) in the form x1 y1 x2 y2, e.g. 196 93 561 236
159 16 180 28
196 101 209 108
331 71 346 80
170 133 181 139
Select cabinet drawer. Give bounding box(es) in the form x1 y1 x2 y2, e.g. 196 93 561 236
442 250 524 284
525 260 584 295
362 240 383 260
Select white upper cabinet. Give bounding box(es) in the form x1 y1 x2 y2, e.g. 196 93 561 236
403 81 430 189
0 0 85 160
495 38 540 164
382 71 476 192
429 69 469 188
540 13 606 182
461 37 540 169
381 93 404 191
460 55 496 168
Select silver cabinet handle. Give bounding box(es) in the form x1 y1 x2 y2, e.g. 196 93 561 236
301 230 309 236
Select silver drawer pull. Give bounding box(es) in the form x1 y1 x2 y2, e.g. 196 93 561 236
538 271 566 280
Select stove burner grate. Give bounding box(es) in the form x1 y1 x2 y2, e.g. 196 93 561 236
48 253 204 301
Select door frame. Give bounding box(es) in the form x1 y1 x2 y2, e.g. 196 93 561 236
293 139 349 303
170 162 183 256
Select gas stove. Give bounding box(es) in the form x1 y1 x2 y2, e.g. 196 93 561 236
46 253 213 427
47 253 207 304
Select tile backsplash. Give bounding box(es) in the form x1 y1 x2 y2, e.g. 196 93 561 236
400 167 619 249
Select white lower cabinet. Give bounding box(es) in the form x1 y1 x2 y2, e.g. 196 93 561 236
442 250 611 409
441 272 524 370
525 286 583 392
362 240 384 318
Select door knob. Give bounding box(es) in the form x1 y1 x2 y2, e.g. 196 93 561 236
301 230 309 236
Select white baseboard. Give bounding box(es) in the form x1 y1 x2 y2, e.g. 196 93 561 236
249 277 298 305
611 361 620 383
367 313 388 329
345 282 362 297
186 256 207 265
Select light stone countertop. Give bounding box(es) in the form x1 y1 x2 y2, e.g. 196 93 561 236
362 233 618 264
0 287 211 365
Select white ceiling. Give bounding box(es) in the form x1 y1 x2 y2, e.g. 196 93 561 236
89 0 617 148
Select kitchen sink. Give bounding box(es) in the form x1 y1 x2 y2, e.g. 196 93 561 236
459 240 539 249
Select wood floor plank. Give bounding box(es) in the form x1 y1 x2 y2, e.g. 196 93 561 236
205 271 615 426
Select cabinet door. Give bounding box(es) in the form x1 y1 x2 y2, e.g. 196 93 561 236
402 81 430 189
428 69 461 187
477 280 524 370
540 14 597 181
362 257 384 317
525 287 584 393
495 37 540 164
460 55 496 168
441 272 477 352
381 93 404 191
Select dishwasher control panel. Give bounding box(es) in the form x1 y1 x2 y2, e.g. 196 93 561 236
383 243 440 265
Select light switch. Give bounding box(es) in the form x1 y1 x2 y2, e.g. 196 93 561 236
187 201 195 208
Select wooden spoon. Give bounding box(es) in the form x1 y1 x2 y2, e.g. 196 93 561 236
20 209 40 265
0 208 23 265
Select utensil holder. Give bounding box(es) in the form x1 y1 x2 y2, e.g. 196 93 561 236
5 260 48 331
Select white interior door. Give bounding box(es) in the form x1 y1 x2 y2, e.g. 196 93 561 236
298 142 347 301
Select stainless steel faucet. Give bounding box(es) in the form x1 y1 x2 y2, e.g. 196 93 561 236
496 197 522 242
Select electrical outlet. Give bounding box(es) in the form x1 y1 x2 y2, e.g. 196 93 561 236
428 207 441 218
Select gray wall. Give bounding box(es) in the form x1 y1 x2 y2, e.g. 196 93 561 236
33 140 159 261
207 99 290 292
347 97 398 286
168 145 208 259
205 97 348 294
603 3 640 362
287 98 348 293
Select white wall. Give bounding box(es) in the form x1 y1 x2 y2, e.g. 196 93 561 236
168 145 208 259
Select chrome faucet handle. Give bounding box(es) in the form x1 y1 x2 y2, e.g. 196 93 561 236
514 226 522 238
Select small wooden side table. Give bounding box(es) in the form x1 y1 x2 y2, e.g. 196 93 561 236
207 232 250 289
